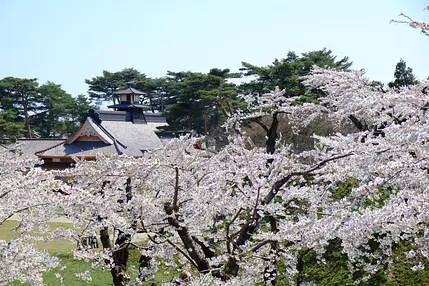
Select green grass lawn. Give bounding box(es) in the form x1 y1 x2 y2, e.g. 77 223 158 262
1 220 176 285
43 253 114 286
1 220 112 285
0 220 76 253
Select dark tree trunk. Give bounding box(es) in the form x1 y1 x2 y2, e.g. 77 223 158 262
110 231 131 286
204 111 209 148
149 93 154 113
224 256 239 279
100 228 111 249
138 254 152 281
23 95 31 138
167 216 210 272
296 248 311 286
266 113 279 155
166 169 211 274
99 178 134 286
100 228 131 286
161 93 165 112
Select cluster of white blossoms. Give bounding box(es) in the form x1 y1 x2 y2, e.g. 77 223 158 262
0 149 65 285
1 66 429 285
300 68 429 270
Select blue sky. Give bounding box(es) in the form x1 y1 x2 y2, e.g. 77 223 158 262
0 0 428 97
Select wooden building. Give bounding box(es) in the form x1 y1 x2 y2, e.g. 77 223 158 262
17 87 169 169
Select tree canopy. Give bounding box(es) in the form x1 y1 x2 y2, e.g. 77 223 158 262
0 77 94 138
0 77 38 138
32 82 76 137
239 48 353 102
85 68 144 106
162 68 243 135
388 59 419 89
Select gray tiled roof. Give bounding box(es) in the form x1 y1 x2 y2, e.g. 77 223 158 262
66 117 114 145
35 120 163 158
143 113 169 131
97 111 169 126
107 103 151 109
113 87 146 95
15 139 66 159
36 141 118 157
101 121 162 156
143 113 169 123
97 110 127 121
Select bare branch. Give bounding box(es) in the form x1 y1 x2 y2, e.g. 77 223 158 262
226 207 243 254
0 203 50 225
172 166 179 213
254 117 269 133
166 239 199 269
247 239 276 254
264 152 354 205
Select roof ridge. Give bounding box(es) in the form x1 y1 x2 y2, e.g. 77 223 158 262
113 139 126 155
35 140 66 156
17 138 67 141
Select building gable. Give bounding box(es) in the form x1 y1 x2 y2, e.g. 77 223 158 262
66 117 114 145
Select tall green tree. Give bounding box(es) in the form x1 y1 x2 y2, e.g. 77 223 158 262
85 68 144 105
240 48 352 102
71 94 96 125
0 77 38 138
32 82 76 137
163 68 242 136
58 94 96 137
0 106 24 138
388 59 418 89
133 77 170 112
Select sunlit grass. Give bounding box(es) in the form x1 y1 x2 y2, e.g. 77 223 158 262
0 220 76 253
1 220 177 285
43 253 114 286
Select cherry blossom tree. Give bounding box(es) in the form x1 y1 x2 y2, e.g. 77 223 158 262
0 148 67 285
2 64 429 285
54 67 428 285
299 67 429 278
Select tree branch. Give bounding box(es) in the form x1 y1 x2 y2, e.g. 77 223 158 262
226 207 243 254
166 239 199 269
0 190 12 200
348 114 368 131
254 117 269 133
0 203 50 225
234 152 354 249
172 167 179 213
226 100 234 117
263 152 354 205
215 100 229 118
246 239 276 254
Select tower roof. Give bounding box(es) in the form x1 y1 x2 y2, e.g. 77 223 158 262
107 103 151 110
113 87 146 95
